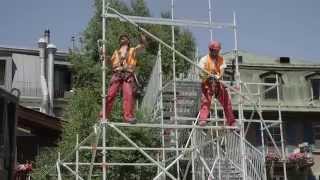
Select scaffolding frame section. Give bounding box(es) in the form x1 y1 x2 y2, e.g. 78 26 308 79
52 1 288 180
103 14 234 29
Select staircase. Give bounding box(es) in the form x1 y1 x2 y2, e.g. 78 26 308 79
161 80 201 147
161 80 265 180
192 128 265 180
141 55 266 179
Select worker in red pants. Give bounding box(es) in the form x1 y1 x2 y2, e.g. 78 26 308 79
198 40 235 126
101 33 146 123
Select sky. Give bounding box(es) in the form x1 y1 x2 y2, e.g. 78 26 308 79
1 0 320 62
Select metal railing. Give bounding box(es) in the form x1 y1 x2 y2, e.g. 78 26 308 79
13 81 42 97
141 50 162 115
12 81 67 98
225 131 265 180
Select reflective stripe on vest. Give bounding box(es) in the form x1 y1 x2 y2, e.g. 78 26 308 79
111 48 137 72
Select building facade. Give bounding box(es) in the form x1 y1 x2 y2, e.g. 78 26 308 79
0 44 72 118
0 31 72 178
141 49 320 179
223 50 320 180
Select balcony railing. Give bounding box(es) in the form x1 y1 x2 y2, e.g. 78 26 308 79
13 81 67 98
265 143 314 168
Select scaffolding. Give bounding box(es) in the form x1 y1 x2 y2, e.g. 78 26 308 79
54 0 288 180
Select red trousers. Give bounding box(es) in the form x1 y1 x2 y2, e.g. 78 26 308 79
102 72 135 122
199 80 235 126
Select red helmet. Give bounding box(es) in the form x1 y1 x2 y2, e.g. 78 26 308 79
208 41 221 51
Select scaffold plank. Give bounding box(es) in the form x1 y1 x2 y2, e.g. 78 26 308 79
174 116 280 123
63 162 156 166
79 146 193 151
104 122 238 129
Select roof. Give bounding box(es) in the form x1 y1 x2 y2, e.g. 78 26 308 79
0 45 68 56
222 50 320 67
0 45 70 65
17 105 65 135
1 87 64 137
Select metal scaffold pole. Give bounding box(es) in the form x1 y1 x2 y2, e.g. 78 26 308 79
171 0 180 179
57 153 62 180
88 125 101 180
158 45 166 180
76 134 79 180
102 0 107 179
258 86 268 180
276 75 288 180
233 11 240 88
191 133 196 180
101 0 107 121
214 100 222 180
233 11 247 180
208 0 214 40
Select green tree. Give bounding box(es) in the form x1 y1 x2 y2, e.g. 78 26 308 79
31 88 100 179
33 0 196 179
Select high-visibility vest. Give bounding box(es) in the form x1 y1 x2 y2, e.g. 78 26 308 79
200 55 224 81
111 48 137 72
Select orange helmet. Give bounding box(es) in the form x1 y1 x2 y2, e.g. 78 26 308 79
208 41 221 51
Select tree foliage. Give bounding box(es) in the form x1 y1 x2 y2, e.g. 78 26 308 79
32 88 100 179
33 0 196 179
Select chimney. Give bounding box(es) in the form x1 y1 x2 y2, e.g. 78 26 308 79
38 37 49 114
279 57 290 63
71 35 76 51
44 29 50 44
47 43 57 116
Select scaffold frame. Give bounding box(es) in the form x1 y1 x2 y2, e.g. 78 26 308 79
52 1 288 180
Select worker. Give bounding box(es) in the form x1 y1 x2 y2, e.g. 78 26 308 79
100 33 146 124
198 40 235 126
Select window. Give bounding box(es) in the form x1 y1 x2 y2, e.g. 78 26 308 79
305 73 320 101
311 79 320 100
260 72 283 100
264 76 277 99
266 127 282 146
0 60 6 85
54 66 72 98
313 123 320 148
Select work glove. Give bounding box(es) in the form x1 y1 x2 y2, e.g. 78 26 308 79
208 74 219 82
139 33 147 46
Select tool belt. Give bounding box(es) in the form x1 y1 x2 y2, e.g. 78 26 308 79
112 70 143 97
201 79 223 98
113 70 134 81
